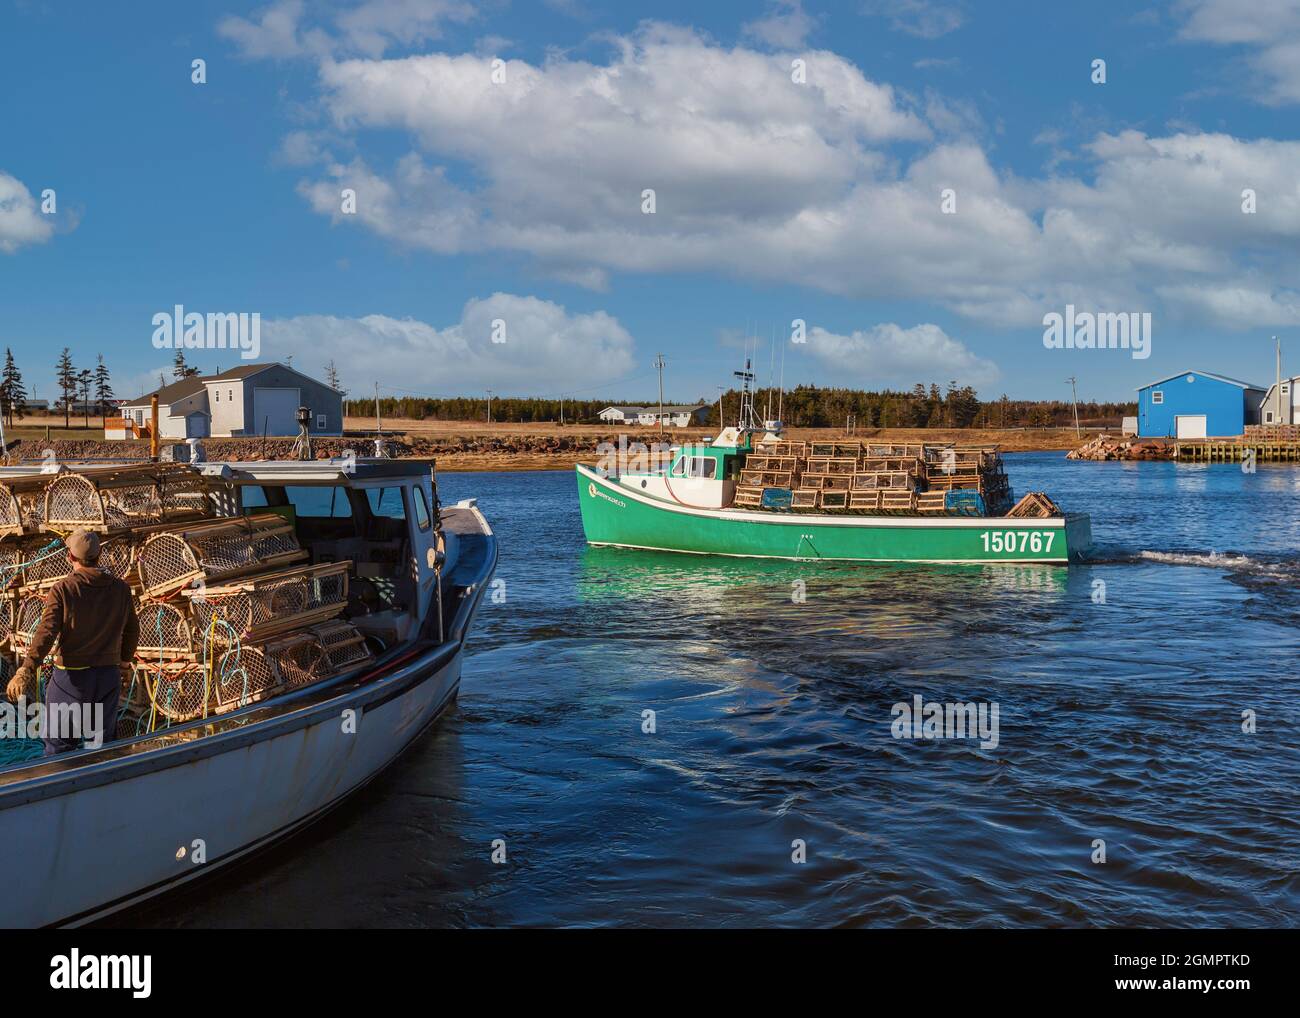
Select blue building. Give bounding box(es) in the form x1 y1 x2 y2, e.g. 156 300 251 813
1136 371 1266 439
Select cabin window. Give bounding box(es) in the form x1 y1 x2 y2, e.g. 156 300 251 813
284 485 353 518
413 485 432 531
241 485 269 508
366 487 407 520
1151 391 1164 405
676 457 717 481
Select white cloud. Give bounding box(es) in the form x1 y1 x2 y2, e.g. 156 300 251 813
742 1 817 49
219 0 474 61
0 171 56 254
255 293 637 394
232 20 1300 331
804 323 998 388
862 0 965 39
1179 0 1300 104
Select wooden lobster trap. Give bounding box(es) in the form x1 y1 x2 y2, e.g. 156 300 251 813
0 474 55 536
0 591 14 648
142 660 216 723
42 464 211 534
135 601 197 659
9 594 47 654
0 540 27 592
136 512 306 598
184 560 351 643
208 645 286 714
11 531 137 591
311 620 374 673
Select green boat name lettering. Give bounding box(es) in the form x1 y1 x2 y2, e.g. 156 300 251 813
981 530 1055 554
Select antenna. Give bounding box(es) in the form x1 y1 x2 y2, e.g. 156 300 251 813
777 335 786 423
733 357 760 430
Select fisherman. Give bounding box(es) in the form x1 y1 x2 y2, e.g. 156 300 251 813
5 529 138 755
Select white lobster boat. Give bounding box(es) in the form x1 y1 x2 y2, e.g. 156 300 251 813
0 458 496 927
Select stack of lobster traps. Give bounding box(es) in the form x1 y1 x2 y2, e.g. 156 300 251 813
735 438 1015 516
0 464 376 738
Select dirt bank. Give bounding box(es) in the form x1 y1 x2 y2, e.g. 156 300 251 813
4 423 1087 472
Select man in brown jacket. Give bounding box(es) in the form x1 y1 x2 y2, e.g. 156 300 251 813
5 528 139 755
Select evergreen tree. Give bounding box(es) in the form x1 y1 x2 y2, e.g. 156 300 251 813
77 368 92 427
55 348 76 428
0 349 27 428
173 348 199 379
93 354 114 426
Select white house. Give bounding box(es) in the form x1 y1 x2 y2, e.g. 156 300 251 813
1258 377 1300 425
117 363 344 440
598 406 647 423
598 404 709 427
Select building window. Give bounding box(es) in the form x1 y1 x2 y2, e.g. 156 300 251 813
228 390 233 400
214 390 219 402
1283 384 1290 395
1266 411 1275 423
316 413 327 430
1151 391 1164 405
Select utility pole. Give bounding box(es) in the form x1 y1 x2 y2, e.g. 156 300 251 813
654 353 666 437
1066 376 1080 436
374 382 381 434
486 389 494 424
560 395 564 427
1274 335 1282 424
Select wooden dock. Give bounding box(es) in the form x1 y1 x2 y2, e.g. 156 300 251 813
1176 441 1300 462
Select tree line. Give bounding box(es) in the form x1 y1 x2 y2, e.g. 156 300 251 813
344 382 1134 429
0 347 116 429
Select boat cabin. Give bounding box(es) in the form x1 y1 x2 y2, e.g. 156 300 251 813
616 430 753 508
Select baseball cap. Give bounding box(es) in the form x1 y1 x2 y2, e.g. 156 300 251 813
66 528 101 562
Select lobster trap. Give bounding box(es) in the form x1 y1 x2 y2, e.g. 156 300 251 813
143 661 216 723
312 620 373 673
184 560 351 643
135 601 197 659
0 541 26 592
14 536 70 589
0 592 14 648
9 594 46 654
42 464 212 534
136 512 306 598
0 474 54 536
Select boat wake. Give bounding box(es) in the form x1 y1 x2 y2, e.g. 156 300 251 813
1101 549 1300 586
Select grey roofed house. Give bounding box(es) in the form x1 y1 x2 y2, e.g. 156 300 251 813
118 362 344 440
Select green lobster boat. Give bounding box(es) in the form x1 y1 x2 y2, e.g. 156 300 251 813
576 427 1091 565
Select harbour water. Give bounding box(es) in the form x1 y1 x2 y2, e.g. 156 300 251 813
80 453 1300 925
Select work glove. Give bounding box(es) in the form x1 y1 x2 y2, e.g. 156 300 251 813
6 663 36 703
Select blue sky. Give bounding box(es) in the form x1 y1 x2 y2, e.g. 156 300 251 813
2 0 1299 406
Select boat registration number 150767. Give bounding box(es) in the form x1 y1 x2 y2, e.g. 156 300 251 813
981 530 1055 554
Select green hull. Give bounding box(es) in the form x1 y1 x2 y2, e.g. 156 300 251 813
576 465 1091 564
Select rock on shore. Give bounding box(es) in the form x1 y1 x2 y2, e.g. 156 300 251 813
1067 435 1175 461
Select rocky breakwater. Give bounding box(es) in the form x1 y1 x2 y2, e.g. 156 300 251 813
1067 435 1176 461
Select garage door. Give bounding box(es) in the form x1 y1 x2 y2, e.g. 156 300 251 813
252 387 301 437
1175 415 1207 439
